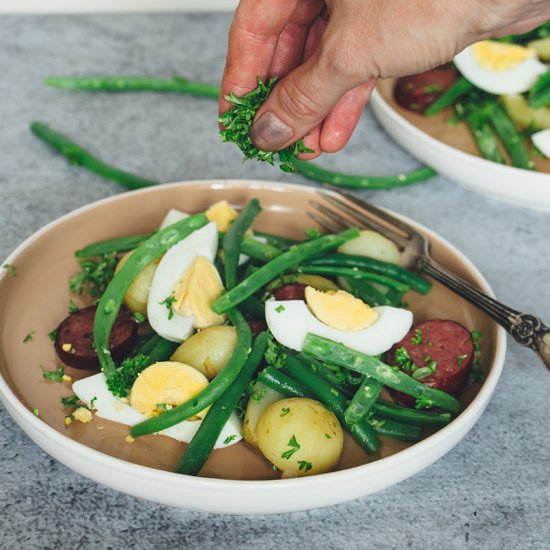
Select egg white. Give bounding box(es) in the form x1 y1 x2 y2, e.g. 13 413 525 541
531 129 550 158
147 221 219 342
454 45 547 95
72 373 242 448
265 300 413 355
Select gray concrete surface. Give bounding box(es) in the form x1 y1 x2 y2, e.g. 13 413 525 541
1 13 549 550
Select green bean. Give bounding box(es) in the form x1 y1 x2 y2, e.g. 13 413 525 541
486 104 534 169
425 77 475 116
384 288 406 308
253 231 300 249
257 366 313 398
223 199 261 289
465 111 505 164
240 237 283 262
130 309 252 437
342 277 392 307
135 333 164 357
211 228 359 314
306 254 431 295
529 70 550 108
93 213 208 379
344 378 384 425
373 401 451 427
283 355 381 453
146 337 180 364
368 417 422 442
75 234 152 258
45 76 220 99
239 295 266 321
294 160 436 189
31 122 160 190
297 266 409 293
176 332 268 475
303 334 461 413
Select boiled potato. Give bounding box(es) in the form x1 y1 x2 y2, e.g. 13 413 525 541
171 325 237 379
243 382 285 449
338 229 400 265
528 38 550 61
502 94 550 130
116 251 160 317
256 397 343 476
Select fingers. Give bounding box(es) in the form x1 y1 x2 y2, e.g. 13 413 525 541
269 0 324 77
319 80 376 153
219 0 301 116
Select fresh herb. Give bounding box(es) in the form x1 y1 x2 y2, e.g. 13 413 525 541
68 299 79 314
324 433 332 439
218 76 313 173
411 329 423 345
106 353 150 398
33 408 39 417
90 396 97 409
275 304 285 313
61 395 81 408
298 460 312 472
3 263 16 277
223 434 237 445
469 330 487 384
247 382 266 402
47 328 59 342
156 403 172 412
305 228 322 240
280 407 291 417
69 252 118 299
456 353 468 366
424 83 443 93
366 416 386 430
159 295 177 320
415 395 436 409
264 338 285 370
133 312 145 324
23 332 35 343
394 347 417 372
41 365 65 383
281 434 301 460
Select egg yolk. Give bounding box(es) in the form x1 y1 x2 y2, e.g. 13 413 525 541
172 256 225 329
205 200 239 232
304 286 379 332
473 41 534 71
130 361 209 417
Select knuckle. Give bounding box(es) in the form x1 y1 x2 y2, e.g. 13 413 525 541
277 79 322 121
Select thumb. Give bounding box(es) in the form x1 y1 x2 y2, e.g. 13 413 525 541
250 51 353 152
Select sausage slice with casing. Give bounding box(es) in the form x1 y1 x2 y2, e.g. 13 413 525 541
54 305 138 370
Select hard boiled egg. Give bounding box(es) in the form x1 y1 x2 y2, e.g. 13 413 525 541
531 128 550 158
72 371 242 448
266 299 412 355
454 41 546 94
147 221 221 342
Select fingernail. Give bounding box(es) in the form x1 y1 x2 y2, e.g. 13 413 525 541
250 111 293 151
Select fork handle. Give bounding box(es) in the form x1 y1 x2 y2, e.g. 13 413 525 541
421 258 550 370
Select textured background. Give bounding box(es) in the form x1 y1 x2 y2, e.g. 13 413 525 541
1 13 549 549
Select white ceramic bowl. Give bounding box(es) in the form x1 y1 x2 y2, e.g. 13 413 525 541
0 180 506 514
370 88 550 212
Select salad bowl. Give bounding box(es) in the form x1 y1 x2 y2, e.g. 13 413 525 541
0 179 506 514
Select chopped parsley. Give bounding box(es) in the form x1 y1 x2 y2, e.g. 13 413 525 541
281 435 301 460
156 403 172 412
304 228 322 240
69 252 118 299
106 353 150 398
280 407 291 417
275 304 285 313
133 312 145 324
324 433 332 439
159 295 177 320
23 332 35 343
469 330 487 385
298 460 313 472
264 338 285 370
456 353 468 366
61 394 81 408
247 382 266 402
41 365 65 383
223 435 237 445
68 299 80 314
424 83 443 93
90 396 97 409
394 347 417 372
47 328 59 342
2 263 16 277
411 329 423 345
415 395 435 409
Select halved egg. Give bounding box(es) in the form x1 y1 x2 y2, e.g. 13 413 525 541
531 128 550 158
72 372 242 448
454 41 546 95
266 298 412 355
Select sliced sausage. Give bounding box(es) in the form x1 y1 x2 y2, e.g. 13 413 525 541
272 283 308 301
394 64 458 113
54 305 138 370
384 319 474 406
248 318 268 336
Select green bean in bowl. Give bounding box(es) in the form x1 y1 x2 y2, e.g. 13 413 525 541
48 197 486 479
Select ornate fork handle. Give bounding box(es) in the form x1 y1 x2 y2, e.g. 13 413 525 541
421 258 550 370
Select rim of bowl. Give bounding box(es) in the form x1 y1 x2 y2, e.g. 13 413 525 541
0 179 507 492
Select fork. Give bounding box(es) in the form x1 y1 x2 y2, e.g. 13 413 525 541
310 186 550 371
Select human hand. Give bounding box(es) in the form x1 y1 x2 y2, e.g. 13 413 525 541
220 0 550 158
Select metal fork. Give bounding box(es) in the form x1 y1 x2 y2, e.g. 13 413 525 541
310 186 550 371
